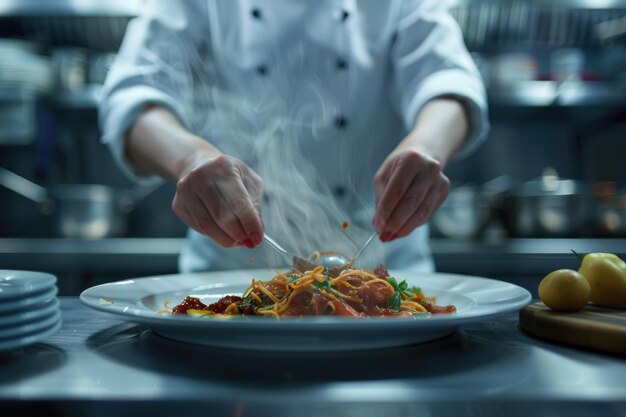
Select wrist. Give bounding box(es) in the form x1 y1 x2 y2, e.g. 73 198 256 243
399 98 469 168
175 137 223 181
391 136 445 168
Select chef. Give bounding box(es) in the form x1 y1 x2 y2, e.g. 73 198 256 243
99 0 489 273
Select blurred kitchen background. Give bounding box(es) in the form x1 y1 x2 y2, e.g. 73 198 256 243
1 0 626 296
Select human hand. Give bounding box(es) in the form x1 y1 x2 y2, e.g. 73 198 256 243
373 149 450 242
172 153 264 248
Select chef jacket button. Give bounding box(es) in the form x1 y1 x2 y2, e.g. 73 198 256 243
336 58 348 70
334 115 348 129
256 64 268 75
333 186 347 198
340 10 350 22
251 8 262 20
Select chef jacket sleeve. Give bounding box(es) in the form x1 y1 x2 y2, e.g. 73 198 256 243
391 0 489 159
98 0 204 184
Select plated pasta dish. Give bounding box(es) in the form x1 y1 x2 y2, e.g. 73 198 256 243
164 264 456 319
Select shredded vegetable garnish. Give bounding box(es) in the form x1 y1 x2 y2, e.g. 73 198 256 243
165 264 456 319
156 301 172 315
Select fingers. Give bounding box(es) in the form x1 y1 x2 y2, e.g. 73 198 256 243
172 155 264 249
383 176 430 236
373 153 419 231
242 170 263 215
392 181 449 239
213 173 264 246
373 150 449 242
172 194 238 247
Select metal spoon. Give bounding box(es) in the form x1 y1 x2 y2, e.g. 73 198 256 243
262 234 318 272
263 231 377 277
312 231 377 269
351 230 378 263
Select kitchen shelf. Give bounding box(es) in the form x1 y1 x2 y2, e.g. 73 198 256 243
0 0 139 16
49 85 101 109
488 81 626 107
44 82 626 111
450 0 626 9
429 237 626 257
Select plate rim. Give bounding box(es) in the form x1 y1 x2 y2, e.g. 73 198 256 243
80 269 532 330
0 319 62 352
0 287 59 314
0 270 57 300
0 298 61 328
0 309 62 340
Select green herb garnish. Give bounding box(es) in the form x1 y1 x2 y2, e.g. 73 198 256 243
387 292 401 312
386 276 399 290
385 276 416 311
313 279 331 290
239 296 257 308
313 269 332 291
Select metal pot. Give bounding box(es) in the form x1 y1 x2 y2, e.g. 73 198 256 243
431 177 510 240
593 182 626 237
430 185 491 239
0 167 156 238
500 175 596 238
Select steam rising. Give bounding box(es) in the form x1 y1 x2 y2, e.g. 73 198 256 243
196 86 385 270
146 22 386 269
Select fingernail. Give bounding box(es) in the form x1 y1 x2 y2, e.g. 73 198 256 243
380 231 392 242
250 232 261 245
243 239 255 249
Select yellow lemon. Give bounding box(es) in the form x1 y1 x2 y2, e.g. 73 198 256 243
539 269 590 312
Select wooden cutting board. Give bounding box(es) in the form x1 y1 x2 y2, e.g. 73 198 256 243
519 302 626 356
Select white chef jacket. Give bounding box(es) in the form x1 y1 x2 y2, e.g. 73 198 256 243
99 0 489 274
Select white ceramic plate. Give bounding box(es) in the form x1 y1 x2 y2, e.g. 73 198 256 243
0 298 60 329
0 287 58 314
80 269 532 352
0 310 61 340
0 270 57 300
0 320 62 352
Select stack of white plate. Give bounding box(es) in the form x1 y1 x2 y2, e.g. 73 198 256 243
0 270 61 352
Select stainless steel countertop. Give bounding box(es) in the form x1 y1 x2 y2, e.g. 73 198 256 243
1 237 624 274
1 298 625 416
1 237 625 257
0 238 185 272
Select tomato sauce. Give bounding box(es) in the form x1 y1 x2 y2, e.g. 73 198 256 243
172 295 243 315
372 264 390 280
419 300 457 314
336 279 394 315
171 296 208 315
